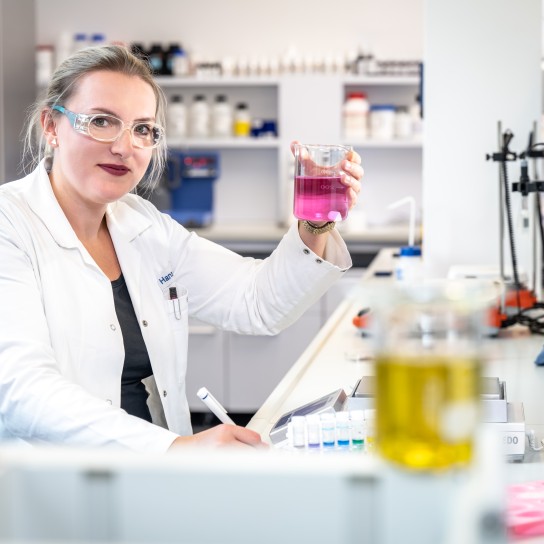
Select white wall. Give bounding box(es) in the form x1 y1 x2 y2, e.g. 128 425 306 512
423 0 542 278
35 0 423 61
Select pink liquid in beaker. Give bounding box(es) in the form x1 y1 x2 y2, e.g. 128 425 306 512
294 176 348 222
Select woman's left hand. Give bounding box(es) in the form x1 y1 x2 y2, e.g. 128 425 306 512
341 148 364 210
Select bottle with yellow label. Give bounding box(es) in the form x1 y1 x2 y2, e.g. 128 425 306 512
233 102 251 138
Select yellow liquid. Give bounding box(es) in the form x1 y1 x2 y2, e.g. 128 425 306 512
376 355 480 470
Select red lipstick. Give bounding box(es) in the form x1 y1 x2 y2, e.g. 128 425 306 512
99 164 129 176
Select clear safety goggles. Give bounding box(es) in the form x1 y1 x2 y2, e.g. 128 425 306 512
52 105 164 149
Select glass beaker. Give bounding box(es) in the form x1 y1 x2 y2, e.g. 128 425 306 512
371 281 487 471
293 143 351 222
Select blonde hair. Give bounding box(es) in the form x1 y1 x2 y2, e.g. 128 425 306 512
23 44 167 190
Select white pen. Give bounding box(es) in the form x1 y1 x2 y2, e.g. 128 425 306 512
197 387 235 425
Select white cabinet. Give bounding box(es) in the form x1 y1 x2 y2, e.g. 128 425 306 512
185 320 226 411
226 302 322 412
184 269 364 414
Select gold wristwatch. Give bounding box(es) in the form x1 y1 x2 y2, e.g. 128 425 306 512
301 220 336 235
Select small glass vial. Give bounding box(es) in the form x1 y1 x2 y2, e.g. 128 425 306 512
350 410 366 451
320 412 336 449
364 409 376 453
233 102 251 138
291 416 306 449
336 411 351 448
306 414 321 449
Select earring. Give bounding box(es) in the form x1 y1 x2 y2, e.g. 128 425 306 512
51 138 57 147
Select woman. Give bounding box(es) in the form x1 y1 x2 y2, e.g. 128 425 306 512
0 45 363 452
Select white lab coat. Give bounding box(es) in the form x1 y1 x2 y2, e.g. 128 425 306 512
0 162 351 452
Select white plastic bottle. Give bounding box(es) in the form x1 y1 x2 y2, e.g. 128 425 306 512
55 31 73 68
166 95 187 139
72 33 89 52
370 104 396 140
394 106 413 139
172 46 190 77
342 92 369 140
395 245 423 282
211 94 233 138
36 45 54 87
189 95 210 138
410 95 423 139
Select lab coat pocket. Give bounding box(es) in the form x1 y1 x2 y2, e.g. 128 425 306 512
163 284 188 331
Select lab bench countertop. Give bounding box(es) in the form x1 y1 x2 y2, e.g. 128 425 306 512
247 248 544 468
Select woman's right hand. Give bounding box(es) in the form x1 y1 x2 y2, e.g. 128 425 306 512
168 424 268 451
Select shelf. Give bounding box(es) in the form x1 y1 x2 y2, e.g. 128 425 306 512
342 75 420 86
345 138 422 149
155 75 419 87
166 137 281 149
155 76 281 87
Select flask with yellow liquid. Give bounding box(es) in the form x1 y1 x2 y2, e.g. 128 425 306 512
371 281 487 471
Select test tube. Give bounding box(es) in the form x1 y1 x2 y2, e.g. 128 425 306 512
320 412 336 448
306 414 321 449
336 411 351 448
350 410 366 450
364 409 376 452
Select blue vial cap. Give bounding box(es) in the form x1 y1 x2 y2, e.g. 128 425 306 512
399 245 422 257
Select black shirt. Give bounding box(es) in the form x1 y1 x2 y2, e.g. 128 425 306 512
111 274 153 422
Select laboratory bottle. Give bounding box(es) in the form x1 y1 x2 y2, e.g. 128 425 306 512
172 45 190 77
233 102 251 138
342 92 369 140
164 43 182 76
189 95 210 138
166 95 187 139
394 106 413 139
410 95 423 138
211 95 233 138
130 42 147 62
36 45 54 87
148 43 165 75
90 33 106 47
72 33 89 52
55 31 73 68
369 104 396 140
394 245 423 283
